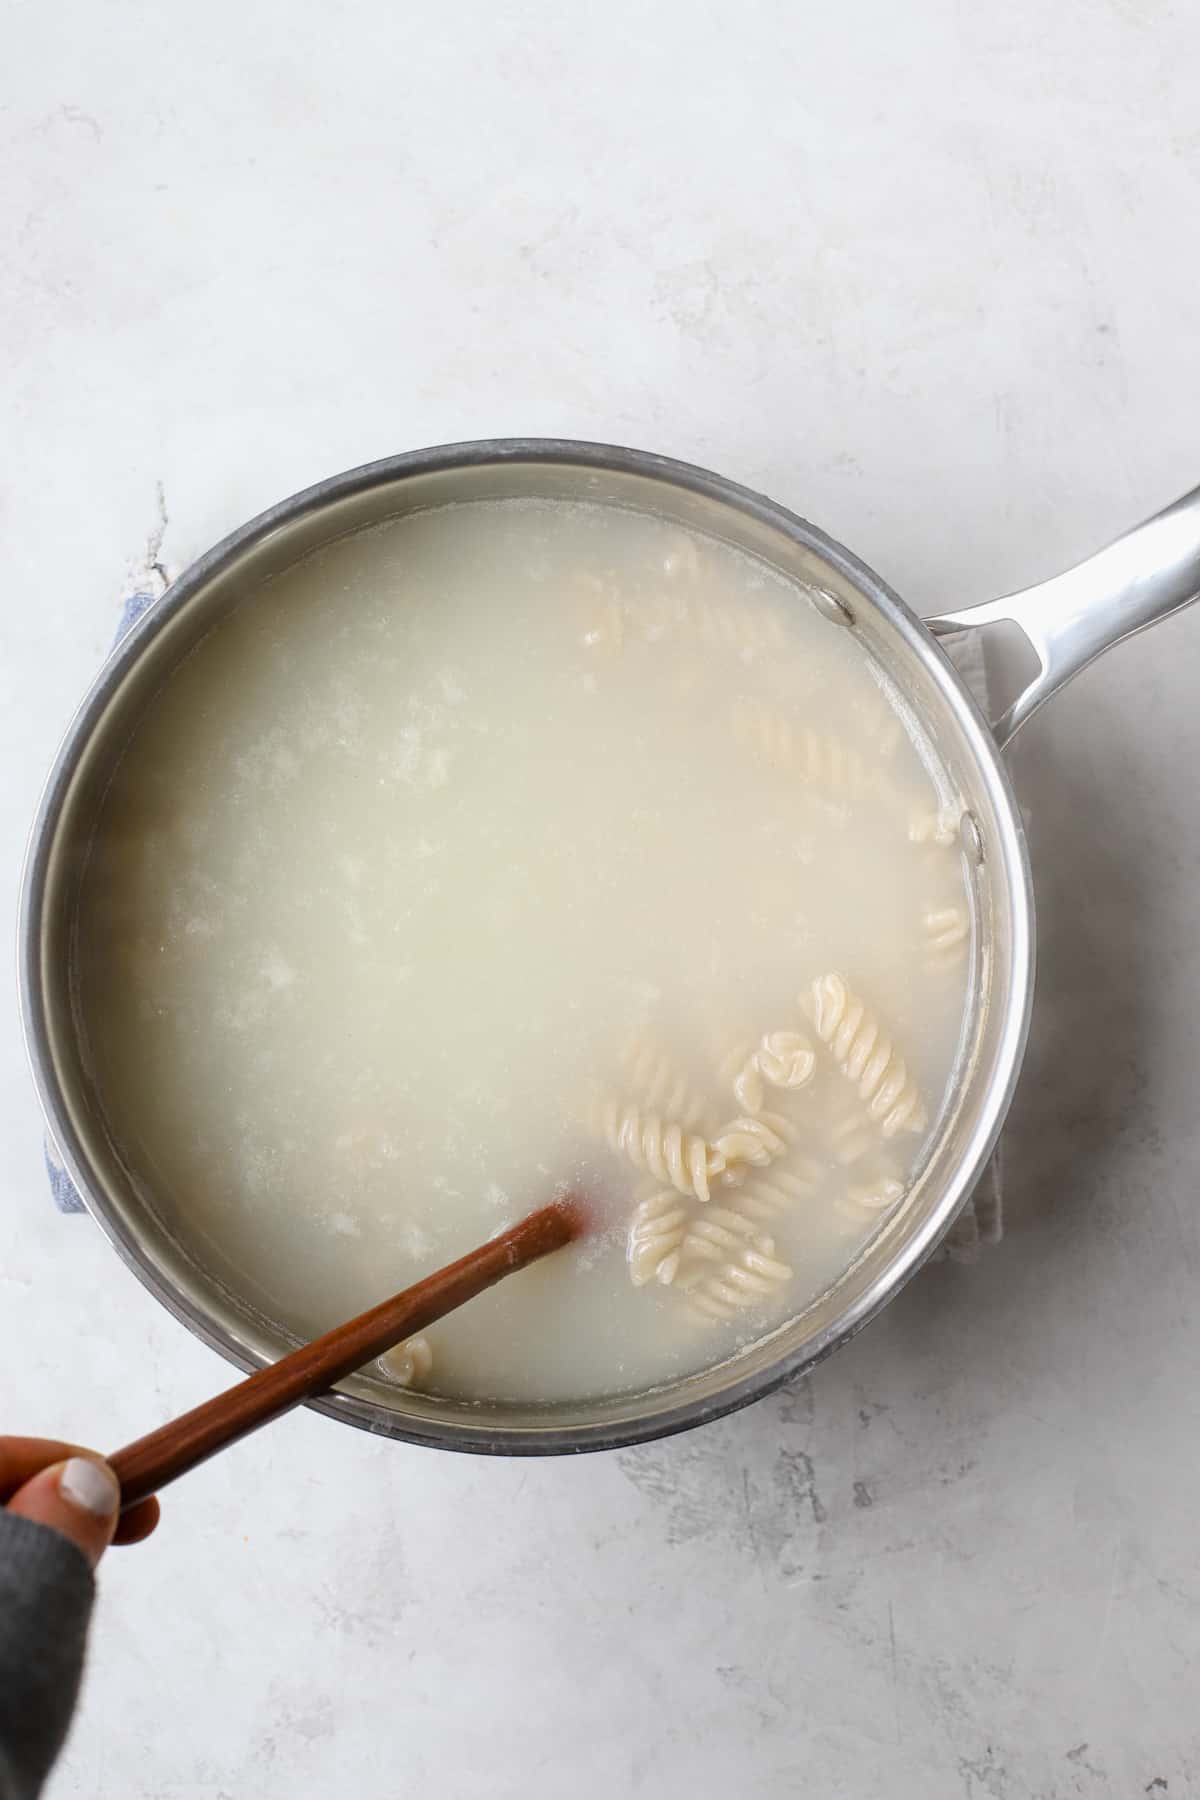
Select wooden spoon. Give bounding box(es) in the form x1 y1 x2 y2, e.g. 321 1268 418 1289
110 1193 587 1509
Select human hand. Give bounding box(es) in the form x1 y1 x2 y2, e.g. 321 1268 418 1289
1 1439 160 1569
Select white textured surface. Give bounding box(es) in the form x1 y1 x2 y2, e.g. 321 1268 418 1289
3 3 1200 1794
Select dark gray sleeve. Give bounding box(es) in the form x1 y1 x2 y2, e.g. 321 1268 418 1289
0 1512 95 1800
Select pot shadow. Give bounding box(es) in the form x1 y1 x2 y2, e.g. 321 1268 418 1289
983 718 1161 1237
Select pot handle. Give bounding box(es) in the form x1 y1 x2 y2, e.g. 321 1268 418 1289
925 483 1200 748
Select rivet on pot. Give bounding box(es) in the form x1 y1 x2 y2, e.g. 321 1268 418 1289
959 811 985 865
808 585 855 627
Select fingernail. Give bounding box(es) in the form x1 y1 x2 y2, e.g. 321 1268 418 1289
59 1457 120 1518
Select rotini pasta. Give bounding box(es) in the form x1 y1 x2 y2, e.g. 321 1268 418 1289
681 1242 794 1322
731 698 880 795
713 1110 795 1178
908 805 961 848
613 976 928 1328
604 906 945 1333
627 1189 691 1286
757 1029 815 1093
377 1335 433 1388
685 593 787 655
591 1095 724 1200
725 1029 815 1115
922 905 969 972
733 1055 767 1115
678 1204 777 1268
584 537 786 658
593 1087 796 1214
809 973 928 1138
732 1156 824 1225
642 538 789 645
716 1035 755 1096
827 1103 877 1166
835 1168 906 1231
620 1028 713 1131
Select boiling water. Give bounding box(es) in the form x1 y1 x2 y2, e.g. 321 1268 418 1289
76 498 972 1402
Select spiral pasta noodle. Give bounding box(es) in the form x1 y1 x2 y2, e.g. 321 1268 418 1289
908 805 961 848
377 1335 433 1388
835 1169 906 1231
608 966 936 1328
758 1030 816 1092
592 1096 724 1201
827 1105 877 1167
627 1190 691 1286
719 1039 758 1111
732 1156 824 1225
648 540 787 649
678 1204 777 1268
588 538 785 658
712 1110 797 1181
731 699 880 795
682 1242 794 1322
687 593 786 654
620 1029 713 1131
922 905 969 972
809 973 927 1138
725 1030 815 1115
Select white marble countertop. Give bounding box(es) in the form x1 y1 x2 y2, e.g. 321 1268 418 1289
4 4 1200 1795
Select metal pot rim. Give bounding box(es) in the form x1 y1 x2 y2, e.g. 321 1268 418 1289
18 437 1036 1455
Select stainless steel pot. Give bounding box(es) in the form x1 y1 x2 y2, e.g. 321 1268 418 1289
19 441 1200 1455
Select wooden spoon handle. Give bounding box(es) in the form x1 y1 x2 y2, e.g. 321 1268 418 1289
109 1194 584 1509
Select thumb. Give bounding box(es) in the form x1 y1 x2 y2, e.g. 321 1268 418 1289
6 1457 121 1568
